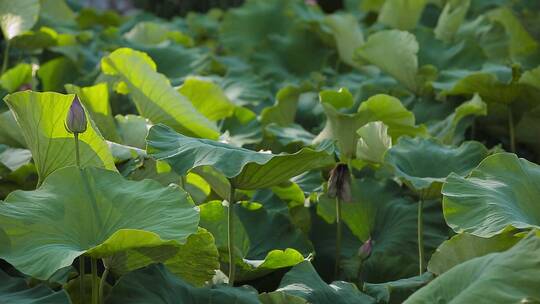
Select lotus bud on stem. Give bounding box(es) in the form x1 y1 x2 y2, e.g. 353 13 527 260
356 237 373 284
66 95 89 302
328 163 352 278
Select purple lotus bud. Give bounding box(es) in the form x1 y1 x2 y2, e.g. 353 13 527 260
328 164 352 202
358 237 372 261
65 96 87 134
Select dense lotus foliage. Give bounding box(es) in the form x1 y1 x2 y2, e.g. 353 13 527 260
0 0 540 303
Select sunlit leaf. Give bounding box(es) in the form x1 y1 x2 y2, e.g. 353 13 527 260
4 91 116 183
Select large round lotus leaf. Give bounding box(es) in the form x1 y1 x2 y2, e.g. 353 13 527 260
0 166 199 280
275 261 376 304
106 264 260 304
0 269 71 304
427 232 521 275
385 137 488 196
146 124 334 190
442 153 540 237
405 234 540 303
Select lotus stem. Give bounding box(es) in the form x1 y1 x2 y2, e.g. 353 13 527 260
76 132 83 302
91 258 98 304
508 109 516 153
2 40 9 74
74 133 81 168
335 196 342 279
227 186 236 286
418 199 425 275
79 257 85 304
99 264 109 304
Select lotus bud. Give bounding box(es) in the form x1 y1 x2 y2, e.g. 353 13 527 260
65 96 87 134
358 237 372 261
328 163 352 203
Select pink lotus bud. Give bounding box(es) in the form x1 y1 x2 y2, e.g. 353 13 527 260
358 237 372 261
65 96 87 134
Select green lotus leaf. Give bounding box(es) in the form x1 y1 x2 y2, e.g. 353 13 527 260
316 178 447 282
106 264 260 304
363 272 434 304
37 57 78 92
264 123 316 150
0 63 32 92
220 0 292 56
259 292 307 304
427 232 521 275
108 228 219 287
442 153 540 237
115 114 151 149
356 121 392 164
405 234 540 303
4 91 116 183
178 77 235 121
260 85 302 126
124 43 205 81
356 30 419 91
415 27 486 71
315 92 426 160
385 137 488 196
9 26 57 50
0 111 25 148
434 0 470 42
124 22 174 45
325 13 364 68
76 7 123 29
0 269 71 304
251 25 331 82
433 69 525 104
147 124 334 190
38 0 75 27
275 261 376 304
429 94 487 144
0 166 199 280
65 83 120 142
0 146 32 174
0 0 39 40
101 48 219 139
199 193 313 281
377 0 427 30
487 7 538 58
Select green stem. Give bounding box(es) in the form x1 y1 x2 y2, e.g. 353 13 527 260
79 257 85 304
418 199 425 275
508 109 516 153
179 175 186 188
99 264 109 304
335 197 342 279
74 133 81 167
227 186 236 286
2 40 10 74
91 258 98 304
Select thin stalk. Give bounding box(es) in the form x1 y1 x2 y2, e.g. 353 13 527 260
79 257 85 304
508 109 516 153
76 133 84 302
91 258 98 304
99 264 109 304
334 196 342 278
74 133 81 167
227 186 236 286
417 199 425 275
179 175 186 188
2 40 10 74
